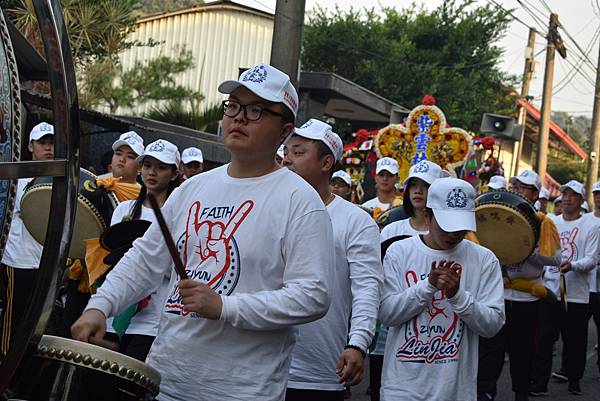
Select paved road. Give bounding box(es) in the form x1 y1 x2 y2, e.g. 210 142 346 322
349 321 599 401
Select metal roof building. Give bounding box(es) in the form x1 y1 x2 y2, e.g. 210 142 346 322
119 0 274 114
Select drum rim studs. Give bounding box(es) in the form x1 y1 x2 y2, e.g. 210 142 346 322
109 362 119 374
100 360 110 371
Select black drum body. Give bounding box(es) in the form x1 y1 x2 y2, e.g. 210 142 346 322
11 335 160 401
475 190 540 265
20 168 118 259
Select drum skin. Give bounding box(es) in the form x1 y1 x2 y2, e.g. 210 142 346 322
20 168 118 259
11 335 160 401
475 190 540 265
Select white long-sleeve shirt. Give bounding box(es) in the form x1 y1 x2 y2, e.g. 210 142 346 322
504 248 562 302
379 236 505 401
105 200 171 337
543 214 600 303
288 196 382 391
2 178 42 269
86 165 334 401
583 212 600 293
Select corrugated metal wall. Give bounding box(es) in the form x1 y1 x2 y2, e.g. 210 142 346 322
118 7 274 115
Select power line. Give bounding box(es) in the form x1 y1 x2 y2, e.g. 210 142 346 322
516 0 549 33
486 0 544 35
553 24 600 94
537 0 553 14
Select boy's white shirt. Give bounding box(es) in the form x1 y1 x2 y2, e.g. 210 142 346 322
379 236 505 401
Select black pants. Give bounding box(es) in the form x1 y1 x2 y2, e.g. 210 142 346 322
60 278 91 338
477 300 540 396
0 265 37 356
369 354 383 401
531 301 589 388
285 388 344 401
589 292 600 372
105 331 155 362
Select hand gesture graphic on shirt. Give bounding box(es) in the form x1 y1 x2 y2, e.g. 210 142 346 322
184 200 253 287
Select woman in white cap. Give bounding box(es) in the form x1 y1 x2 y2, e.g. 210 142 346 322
379 178 505 401
102 139 181 361
330 170 352 200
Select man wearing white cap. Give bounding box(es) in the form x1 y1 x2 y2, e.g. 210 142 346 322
283 119 381 401
531 180 599 395
362 157 401 216
487 175 507 191
535 187 550 213
72 64 334 401
330 170 352 200
478 170 561 401
180 146 203 179
1 122 54 355
379 178 505 401
586 181 600 377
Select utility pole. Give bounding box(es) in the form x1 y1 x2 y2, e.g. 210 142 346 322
536 13 566 183
585 36 600 205
270 0 306 88
513 27 537 176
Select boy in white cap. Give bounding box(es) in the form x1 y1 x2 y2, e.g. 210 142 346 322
531 180 599 395
71 64 334 401
379 178 505 401
362 157 401 216
330 170 352 200
478 170 561 401
107 131 144 185
1 122 54 355
487 175 507 191
282 119 382 401
180 146 203 179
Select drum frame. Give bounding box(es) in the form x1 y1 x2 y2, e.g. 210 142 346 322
0 0 80 390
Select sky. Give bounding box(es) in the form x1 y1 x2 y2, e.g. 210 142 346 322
234 0 599 117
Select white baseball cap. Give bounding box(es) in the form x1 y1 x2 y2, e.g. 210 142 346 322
554 195 562 204
29 122 54 142
137 139 181 168
332 170 352 186
488 175 507 190
376 157 399 175
559 179 585 197
509 170 541 191
218 64 299 118
592 180 600 193
112 131 144 156
538 187 550 200
405 160 442 186
292 119 343 161
582 201 590 212
426 178 476 232
181 147 203 164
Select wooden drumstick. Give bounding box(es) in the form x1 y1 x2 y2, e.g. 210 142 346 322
147 193 189 280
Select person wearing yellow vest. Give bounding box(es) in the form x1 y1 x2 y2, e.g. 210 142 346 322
478 170 561 401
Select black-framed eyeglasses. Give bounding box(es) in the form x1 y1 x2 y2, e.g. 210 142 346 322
222 100 286 121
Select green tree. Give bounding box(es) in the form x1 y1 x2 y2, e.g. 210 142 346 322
302 0 517 132
7 0 204 114
79 47 203 113
145 100 222 133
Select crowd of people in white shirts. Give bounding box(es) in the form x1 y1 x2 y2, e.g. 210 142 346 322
0 63 598 401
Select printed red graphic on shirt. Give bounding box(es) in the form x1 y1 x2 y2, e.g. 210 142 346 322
395 267 464 364
549 227 579 274
165 200 253 315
